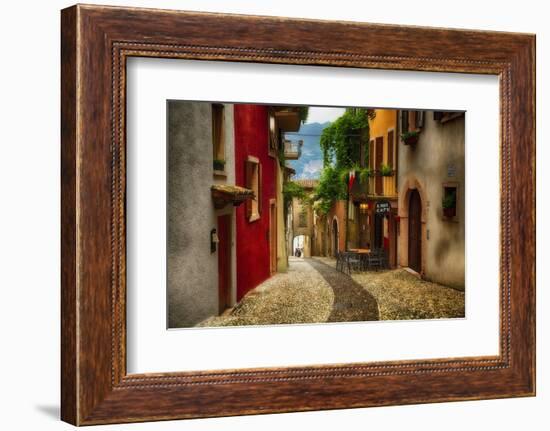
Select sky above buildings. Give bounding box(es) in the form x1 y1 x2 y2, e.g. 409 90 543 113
305 106 346 124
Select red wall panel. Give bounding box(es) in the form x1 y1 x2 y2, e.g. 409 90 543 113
234 105 276 300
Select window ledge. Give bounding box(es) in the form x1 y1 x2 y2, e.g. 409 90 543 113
248 213 260 223
213 169 227 178
442 214 459 223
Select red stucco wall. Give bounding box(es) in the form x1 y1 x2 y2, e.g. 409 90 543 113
234 105 276 300
327 200 347 255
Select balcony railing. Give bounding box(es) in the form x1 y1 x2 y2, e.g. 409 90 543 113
284 140 303 160
351 172 397 199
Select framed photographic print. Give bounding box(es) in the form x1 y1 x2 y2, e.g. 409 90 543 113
61 4 535 425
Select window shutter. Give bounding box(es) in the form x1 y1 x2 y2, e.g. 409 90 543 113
416 111 425 128
401 110 409 133
212 104 224 160
369 140 374 170
387 130 394 168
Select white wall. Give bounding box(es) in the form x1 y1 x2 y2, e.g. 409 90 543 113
0 1 546 431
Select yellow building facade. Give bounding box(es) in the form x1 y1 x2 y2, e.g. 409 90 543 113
349 109 399 265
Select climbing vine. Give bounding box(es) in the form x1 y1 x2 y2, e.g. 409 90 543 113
283 181 306 208
319 108 373 169
298 106 309 123
314 166 347 215
314 108 374 214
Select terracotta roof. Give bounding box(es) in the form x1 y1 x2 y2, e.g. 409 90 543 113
291 179 319 189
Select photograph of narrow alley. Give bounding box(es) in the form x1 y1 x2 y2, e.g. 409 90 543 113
167 102 465 329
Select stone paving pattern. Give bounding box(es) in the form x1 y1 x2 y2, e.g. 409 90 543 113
314 257 465 321
197 256 465 327
197 258 334 327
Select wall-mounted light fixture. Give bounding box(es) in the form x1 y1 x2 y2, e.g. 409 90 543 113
210 228 219 253
359 202 369 214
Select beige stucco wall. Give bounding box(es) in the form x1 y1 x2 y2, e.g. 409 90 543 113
167 101 237 328
291 196 314 257
275 163 288 271
397 111 465 289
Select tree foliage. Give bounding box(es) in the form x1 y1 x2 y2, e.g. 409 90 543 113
319 108 373 169
283 181 306 208
314 166 347 214
313 108 373 214
298 106 309 123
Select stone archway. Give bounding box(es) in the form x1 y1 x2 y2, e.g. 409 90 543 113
292 234 311 258
398 176 428 275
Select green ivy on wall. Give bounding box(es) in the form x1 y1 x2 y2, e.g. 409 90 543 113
314 108 373 214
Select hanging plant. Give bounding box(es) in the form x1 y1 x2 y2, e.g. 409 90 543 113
401 130 420 145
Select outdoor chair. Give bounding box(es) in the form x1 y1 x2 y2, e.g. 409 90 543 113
359 253 370 271
367 248 387 270
343 251 362 274
335 251 344 272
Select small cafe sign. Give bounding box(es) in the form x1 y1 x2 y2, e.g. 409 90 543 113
376 201 391 214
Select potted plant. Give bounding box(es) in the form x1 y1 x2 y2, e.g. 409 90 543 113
213 159 226 171
442 191 456 218
379 163 393 177
358 167 373 183
401 130 420 146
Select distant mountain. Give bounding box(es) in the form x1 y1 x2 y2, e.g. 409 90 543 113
285 121 330 180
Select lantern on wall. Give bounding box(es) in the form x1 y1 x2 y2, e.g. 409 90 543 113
359 202 369 214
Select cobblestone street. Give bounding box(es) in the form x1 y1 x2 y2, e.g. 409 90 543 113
198 256 464 327
313 257 465 321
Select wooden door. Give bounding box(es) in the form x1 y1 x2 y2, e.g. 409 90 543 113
269 201 277 274
408 190 422 273
217 215 231 314
359 209 369 248
375 137 383 194
374 214 383 249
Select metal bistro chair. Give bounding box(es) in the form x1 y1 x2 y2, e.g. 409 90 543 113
367 248 387 270
359 252 370 271
344 251 362 274
335 251 344 272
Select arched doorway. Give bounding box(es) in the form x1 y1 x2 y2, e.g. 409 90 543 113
332 218 339 257
408 189 422 273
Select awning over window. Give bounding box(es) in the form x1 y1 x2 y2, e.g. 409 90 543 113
211 185 255 209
